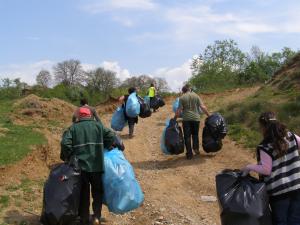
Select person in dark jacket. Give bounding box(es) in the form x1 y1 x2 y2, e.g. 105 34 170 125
119 87 138 138
72 98 101 123
61 107 115 225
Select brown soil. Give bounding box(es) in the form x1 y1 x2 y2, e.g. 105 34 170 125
0 88 258 225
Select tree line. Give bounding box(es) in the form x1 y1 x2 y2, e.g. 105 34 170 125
0 60 169 104
190 39 298 92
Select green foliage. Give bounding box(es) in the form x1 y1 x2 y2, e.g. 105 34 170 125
0 195 9 211
222 87 300 149
0 100 46 166
190 40 297 92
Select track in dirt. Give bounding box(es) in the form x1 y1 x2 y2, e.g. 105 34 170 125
0 87 258 225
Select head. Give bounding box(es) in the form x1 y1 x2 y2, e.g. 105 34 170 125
259 111 288 156
150 83 154 87
80 98 88 106
128 87 137 94
181 84 191 94
78 107 92 119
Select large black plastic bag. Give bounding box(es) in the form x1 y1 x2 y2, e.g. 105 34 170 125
40 158 81 225
138 96 152 118
216 170 272 225
150 96 165 110
164 118 184 155
202 113 227 153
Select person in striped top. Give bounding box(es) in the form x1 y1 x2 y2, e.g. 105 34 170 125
242 111 300 225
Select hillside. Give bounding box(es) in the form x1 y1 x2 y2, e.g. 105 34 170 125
221 53 300 148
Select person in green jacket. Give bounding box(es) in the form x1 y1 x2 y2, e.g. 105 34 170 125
61 107 115 225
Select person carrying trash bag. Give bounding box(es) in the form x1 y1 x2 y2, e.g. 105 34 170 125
216 169 272 225
119 87 139 138
103 147 144 214
175 84 210 160
241 111 300 225
72 98 101 123
147 83 157 112
60 107 116 225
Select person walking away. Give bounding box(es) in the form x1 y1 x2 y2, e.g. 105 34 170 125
176 85 210 160
72 98 101 123
148 83 157 112
61 107 116 225
242 111 300 225
119 87 138 138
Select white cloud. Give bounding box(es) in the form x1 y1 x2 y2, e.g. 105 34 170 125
101 61 131 81
154 59 193 92
0 60 54 85
83 0 156 14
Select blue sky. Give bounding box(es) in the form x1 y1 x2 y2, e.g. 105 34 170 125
1 0 300 90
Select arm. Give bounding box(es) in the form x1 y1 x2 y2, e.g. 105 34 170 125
244 150 272 176
119 95 125 104
92 108 101 122
102 126 116 149
60 128 74 161
200 103 210 117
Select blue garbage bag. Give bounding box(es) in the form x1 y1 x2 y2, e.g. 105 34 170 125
160 119 172 155
111 107 127 132
103 148 144 214
172 98 179 113
126 93 140 118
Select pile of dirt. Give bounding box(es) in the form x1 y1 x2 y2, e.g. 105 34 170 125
270 53 300 90
13 94 75 125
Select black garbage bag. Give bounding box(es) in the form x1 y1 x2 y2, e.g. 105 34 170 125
216 170 272 225
156 95 165 107
40 158 81 225
150 96 165 109
202 126 223 152
138 96 152 118
202 113 227 153
165 118 184 155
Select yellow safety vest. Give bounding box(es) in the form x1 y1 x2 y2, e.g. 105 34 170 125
148 87 155 97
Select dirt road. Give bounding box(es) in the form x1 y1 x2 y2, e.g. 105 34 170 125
0 87 258 225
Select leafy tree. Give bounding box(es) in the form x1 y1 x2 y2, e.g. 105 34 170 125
36 70 52 87
87 67 119 97
53 59 84 86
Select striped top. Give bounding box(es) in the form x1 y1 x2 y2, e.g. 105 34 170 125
258 132 300 197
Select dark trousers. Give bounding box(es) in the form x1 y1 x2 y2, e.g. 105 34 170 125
270 191 300 225
182 121 200 157
79 171 103 223
128 117 137 136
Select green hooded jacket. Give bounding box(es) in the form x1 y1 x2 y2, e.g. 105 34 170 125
60 118 115 172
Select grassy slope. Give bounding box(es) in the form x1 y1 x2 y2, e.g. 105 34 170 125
220 69 300 149
0 100 46 166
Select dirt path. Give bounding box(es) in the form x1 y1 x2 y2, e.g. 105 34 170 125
0 87 258 225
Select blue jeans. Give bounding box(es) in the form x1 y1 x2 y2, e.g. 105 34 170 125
270 191 300 225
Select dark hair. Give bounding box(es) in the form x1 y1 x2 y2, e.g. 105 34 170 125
128 87 137 94
80 98 88 106
182 84 190 93
259 111 288 156
150 83 154 87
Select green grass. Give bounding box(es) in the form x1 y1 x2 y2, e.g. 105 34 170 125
0 195 9 211
221 86 300 149
0 100 46 166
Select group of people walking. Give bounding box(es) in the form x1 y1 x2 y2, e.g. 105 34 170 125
59 82 300 225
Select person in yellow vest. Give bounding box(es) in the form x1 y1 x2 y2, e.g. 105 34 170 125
148 83 157 112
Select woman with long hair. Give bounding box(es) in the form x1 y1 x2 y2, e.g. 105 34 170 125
242 111 300 225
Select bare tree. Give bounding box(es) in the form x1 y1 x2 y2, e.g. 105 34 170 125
36 70 52 87
87 67 119 97
53 59 84 86
154 77 169 92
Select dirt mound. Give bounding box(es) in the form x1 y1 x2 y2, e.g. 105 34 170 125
270 53 300 90
13 94 76 125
